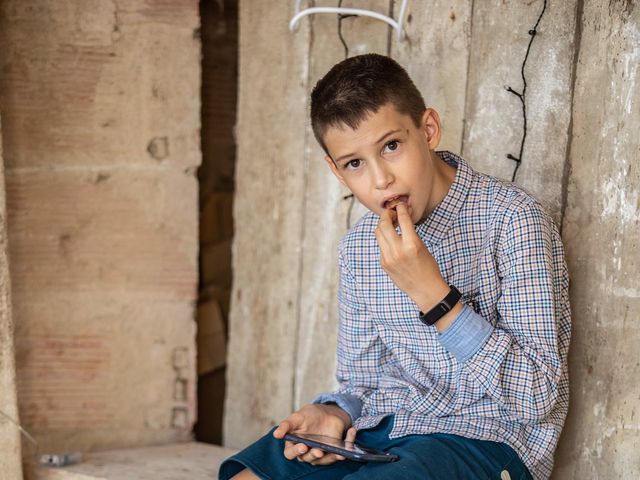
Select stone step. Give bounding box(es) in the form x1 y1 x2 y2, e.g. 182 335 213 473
26 442 237 480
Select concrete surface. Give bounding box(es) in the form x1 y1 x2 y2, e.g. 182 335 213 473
461 0 578 221
0 115 23 480
0 0 201 458
25 442 237 480
553 1 640 478
223 0 311 448
391 0 473 154
227 0 640 478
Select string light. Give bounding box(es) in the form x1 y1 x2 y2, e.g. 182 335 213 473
505 0 547 182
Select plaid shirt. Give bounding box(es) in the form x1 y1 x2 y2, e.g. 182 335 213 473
314 152 571 480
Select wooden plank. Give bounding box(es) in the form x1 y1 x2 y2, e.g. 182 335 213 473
553 3 640 478
391 0 473 153
0 115 24 480
224 0 311 448
461 0 578 221
295 0 393 410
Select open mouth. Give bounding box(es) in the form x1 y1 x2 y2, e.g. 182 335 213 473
383 194 409 210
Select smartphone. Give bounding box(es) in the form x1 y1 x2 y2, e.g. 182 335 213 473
283 432 399 463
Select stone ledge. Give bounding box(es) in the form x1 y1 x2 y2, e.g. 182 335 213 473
26 442 237 480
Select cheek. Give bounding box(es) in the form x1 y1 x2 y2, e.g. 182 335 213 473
346 184 379 213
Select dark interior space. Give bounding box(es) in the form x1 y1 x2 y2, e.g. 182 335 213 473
195 0 238 446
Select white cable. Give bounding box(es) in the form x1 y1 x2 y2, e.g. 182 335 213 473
0 408 39 453
289 0 409 40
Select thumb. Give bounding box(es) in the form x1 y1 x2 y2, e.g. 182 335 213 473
345 427 357 443
273 420 293 439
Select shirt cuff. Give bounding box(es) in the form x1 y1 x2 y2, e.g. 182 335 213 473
311 393 363 423
437 304 493 363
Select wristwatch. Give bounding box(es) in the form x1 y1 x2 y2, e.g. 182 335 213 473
419 285 462 326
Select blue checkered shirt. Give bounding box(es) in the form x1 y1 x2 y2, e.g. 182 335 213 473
314 152 571 479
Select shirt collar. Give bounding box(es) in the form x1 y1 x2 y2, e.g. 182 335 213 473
415 151 473 246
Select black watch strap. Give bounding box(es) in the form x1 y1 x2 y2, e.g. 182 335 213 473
419 285 462 326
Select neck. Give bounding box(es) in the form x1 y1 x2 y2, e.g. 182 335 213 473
420 151 457 222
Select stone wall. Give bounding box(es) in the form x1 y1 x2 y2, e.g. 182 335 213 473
0 0 201 458
226 0 640 477
554 1 640 477
0 115 23 480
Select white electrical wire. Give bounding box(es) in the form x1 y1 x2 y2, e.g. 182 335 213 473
289 0 410 40
0 408 39 453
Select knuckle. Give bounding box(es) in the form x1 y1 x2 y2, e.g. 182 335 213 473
405 244 419 256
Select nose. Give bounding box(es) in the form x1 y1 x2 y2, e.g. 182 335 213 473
371 160 394 190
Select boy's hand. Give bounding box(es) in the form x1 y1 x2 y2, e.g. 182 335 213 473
273 403 356 465
376 203 459 329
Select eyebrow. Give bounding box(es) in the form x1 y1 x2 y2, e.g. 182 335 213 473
334 129 403 163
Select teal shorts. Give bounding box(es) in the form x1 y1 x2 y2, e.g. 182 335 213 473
218 416 533 480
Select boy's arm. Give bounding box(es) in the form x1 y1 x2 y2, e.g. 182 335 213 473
277 245 382 465
378 202 570 422
437 201 571 421
272 403 357 465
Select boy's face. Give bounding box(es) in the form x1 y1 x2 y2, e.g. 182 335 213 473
323 103 452 225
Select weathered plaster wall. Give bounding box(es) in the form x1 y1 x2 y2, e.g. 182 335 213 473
227 0 640 477
461 0 578 221
554 1 640 477
0 0 201 457
223 0 311 447
0 115 23 480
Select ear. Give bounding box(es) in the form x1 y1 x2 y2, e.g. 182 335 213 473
421 108 442 150
324 155 347 187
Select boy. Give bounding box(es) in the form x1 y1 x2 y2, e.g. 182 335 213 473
219 54 570 480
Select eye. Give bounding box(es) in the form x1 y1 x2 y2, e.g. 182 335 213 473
384 140 400 153
345 159 361 169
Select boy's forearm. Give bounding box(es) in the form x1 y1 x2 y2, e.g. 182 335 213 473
412 279 463 332
312 391 363 423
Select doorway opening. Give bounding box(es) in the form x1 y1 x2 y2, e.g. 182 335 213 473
195 0 238 445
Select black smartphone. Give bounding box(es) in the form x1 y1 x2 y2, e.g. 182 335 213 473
283 432 399 463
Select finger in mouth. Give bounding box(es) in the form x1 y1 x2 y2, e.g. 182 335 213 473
384 195 408 210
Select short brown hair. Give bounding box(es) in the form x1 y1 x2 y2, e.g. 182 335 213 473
310 54 426 153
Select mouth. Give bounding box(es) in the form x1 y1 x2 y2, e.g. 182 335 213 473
382 194 410 210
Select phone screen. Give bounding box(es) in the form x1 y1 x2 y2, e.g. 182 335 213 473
288 433 363 452
283 433 398 463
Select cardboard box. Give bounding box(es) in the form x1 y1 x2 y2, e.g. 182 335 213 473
196 301 226 375
200 239 232 288
199 193 234 244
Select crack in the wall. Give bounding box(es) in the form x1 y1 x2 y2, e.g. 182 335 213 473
460 0 476 157
292 6 315 412
559 0 585 236
387 0 394 56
